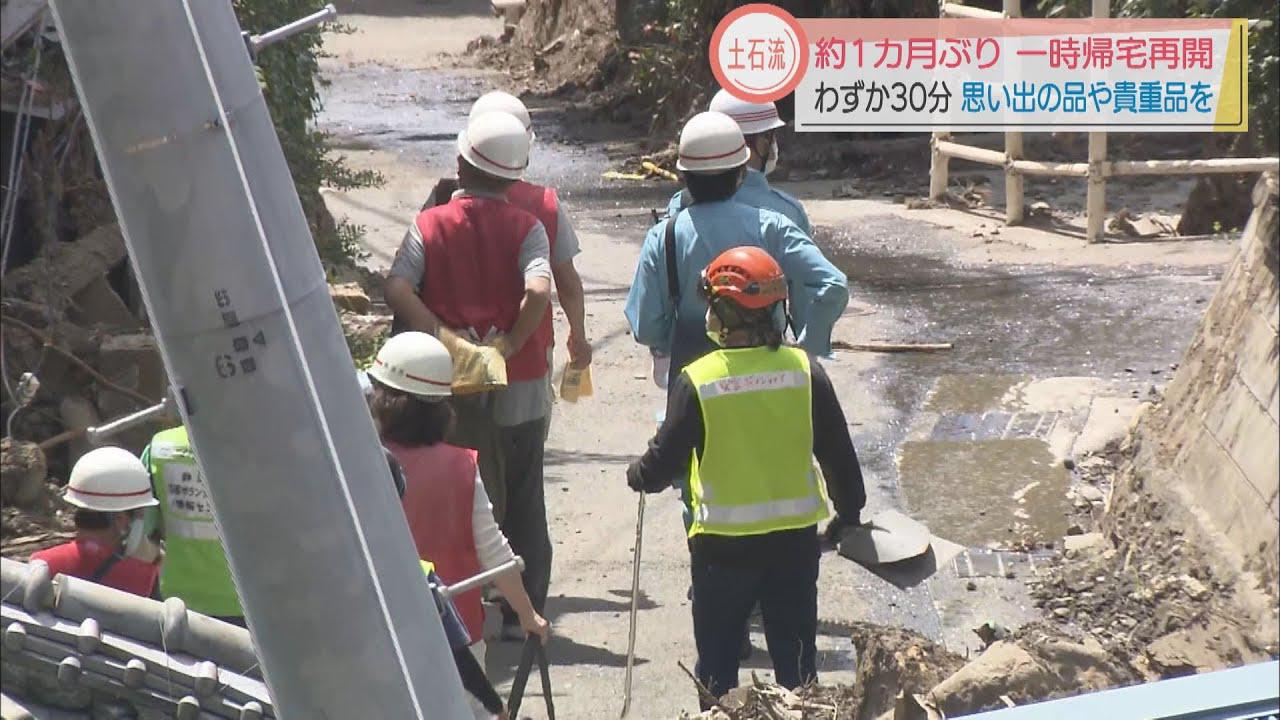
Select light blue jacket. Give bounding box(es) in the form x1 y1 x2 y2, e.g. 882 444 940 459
666 168 812 236
624 199 848 386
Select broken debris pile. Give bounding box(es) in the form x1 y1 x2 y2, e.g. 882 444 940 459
680 622 1135 720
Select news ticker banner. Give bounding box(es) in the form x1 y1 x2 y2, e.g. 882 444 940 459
709 5 1248 132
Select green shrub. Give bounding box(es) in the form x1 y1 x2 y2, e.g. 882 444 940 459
233 0 382 269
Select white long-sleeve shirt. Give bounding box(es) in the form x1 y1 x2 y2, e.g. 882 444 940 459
469 472 515 570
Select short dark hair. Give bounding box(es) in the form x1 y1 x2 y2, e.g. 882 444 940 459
457 156 516 194
73 509 113 530
371 382 454 447
683 167 742 203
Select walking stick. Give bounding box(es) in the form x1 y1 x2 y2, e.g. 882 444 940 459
619 492 646 718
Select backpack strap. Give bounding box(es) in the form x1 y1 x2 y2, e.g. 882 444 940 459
90 551 124 583
663 211 681 305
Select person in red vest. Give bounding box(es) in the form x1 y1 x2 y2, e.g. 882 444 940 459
468 91 592 382
32 447 161 597
384 111 555 642
369 331 549 719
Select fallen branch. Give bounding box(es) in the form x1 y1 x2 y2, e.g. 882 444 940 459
832 341 954 353
37 427 86 452
677 660 724 712
0 315 157 406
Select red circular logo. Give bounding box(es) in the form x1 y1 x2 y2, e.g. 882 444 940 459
710 4 808 104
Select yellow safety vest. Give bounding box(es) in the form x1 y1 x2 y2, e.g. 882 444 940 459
147 426 242 617
684 346 830 537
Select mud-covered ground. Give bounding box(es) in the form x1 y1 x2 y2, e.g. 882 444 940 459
316 2 1239 716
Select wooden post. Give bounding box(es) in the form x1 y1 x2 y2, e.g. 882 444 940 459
1085 0 1109 242
1003 0 1024 225
930 131 951 199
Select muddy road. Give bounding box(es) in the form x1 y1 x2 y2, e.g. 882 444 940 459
318 3 1233 716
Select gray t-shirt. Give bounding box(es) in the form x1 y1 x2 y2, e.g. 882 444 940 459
389 189 553 427
551 201 581 267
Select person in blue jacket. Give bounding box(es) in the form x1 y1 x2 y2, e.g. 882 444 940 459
666 89 811 235
625 111 848 390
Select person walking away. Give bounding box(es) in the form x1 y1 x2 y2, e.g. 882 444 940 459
469 91 592 390
667 90 811 235
625 247 866 707
368 332 549 656
32 447 163 597
384 111 556 642
666 90 836 359
141 425 244 625
624 111 848 391
365 351 531 720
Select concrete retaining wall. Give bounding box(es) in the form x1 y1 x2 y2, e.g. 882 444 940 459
1114 172 1279 603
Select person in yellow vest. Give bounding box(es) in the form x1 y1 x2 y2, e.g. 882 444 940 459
144 424 414 630
142 426 244 625
625 246 867 707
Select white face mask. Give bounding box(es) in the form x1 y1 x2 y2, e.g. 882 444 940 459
763 137 780 176
123 516 147 556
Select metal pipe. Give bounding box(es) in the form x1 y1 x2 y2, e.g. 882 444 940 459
249 4 336 53
49 2 469 717
439 557 526 600
86 398 169 445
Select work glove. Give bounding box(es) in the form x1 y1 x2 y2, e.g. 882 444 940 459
626 461 664 494
437 326 507 395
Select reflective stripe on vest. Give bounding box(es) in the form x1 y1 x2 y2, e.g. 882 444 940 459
148 426 242 617
685 346 829 538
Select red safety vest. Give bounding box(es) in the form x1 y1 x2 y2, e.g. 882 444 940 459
389 440 485 642
415 195 549 381
31 539 159 598
506 181 559 353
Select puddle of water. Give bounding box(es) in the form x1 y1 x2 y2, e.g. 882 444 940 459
926 374 1025 414
898 438 1071 547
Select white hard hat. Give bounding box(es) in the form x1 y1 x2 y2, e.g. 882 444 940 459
457 111 529 181
65 446 158 513
709 89 786 136
676 111 750 173
470 91 534 139
367 331 453 398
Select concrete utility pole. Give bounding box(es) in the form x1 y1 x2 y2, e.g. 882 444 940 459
48 1 469 717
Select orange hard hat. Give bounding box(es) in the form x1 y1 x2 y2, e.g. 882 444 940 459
701 247 788 310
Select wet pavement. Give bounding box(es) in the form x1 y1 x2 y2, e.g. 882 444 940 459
816 219 1220 549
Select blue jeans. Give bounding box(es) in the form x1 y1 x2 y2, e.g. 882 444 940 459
690 543 819 706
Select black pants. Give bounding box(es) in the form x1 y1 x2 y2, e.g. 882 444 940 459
690 541 819 705
495 417 552 620
451 399 552 620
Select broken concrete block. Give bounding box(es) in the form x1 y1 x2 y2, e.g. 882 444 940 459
1076 485 1105 503
58 396 100 469
69 276 138 328
1063 532 1104 552
329 283 372 314
95 334 167 447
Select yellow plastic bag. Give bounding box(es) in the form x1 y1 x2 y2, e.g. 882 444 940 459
559 362 593 403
